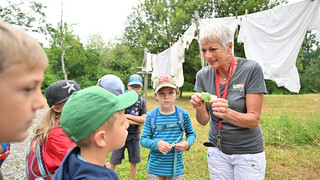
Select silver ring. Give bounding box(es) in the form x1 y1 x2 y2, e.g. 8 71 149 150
223 108 225 113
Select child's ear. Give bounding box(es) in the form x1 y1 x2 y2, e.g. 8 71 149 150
94 130 107 148
51 105 62 113
154 93 158 102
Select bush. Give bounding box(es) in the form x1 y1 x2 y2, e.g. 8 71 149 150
261 112 319 147
181 81 195 92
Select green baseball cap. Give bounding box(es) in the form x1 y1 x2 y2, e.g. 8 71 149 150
60 86 138 143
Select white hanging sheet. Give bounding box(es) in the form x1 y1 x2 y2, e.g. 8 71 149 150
237 0 320 93
199 17 239 54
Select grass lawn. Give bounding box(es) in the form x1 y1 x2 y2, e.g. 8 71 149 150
106 93 320 180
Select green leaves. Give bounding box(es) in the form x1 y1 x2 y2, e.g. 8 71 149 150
201 92 211 103
1 0 51 35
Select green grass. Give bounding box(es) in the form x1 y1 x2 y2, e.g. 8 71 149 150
106 93 320 180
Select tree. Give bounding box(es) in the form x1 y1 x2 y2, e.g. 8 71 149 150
122 0 286 92
45 23 101 88
299 32 320 93
0 0 52 35
122 0 215 94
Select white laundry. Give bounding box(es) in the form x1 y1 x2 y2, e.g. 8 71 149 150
151 17 239 88
174 61 184 88
150 38 185 87
158 48 171 77
310 5 320 42
146 53 153 72
199 17 239 34
199 18 239 54
170 38 185 87
182 23 197 50
237 0 320 93
151 54 159 83
182 17 239 50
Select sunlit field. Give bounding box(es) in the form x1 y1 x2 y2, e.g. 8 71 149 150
106 92 320 180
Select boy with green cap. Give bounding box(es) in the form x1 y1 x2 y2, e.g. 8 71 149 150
54 86 138 180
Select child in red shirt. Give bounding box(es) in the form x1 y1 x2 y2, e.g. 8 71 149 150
26 80 80 179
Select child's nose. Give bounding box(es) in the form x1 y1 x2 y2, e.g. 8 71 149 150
33 89 46 110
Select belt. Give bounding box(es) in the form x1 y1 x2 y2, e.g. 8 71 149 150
203 142 215 147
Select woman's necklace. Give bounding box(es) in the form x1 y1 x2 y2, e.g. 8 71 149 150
219 74 227 81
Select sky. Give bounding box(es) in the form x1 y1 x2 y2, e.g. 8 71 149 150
35 0 139 46
32 0 301 47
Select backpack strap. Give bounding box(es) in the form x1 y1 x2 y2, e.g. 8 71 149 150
150 106 159 139
0 142 10 167
35 141 48 177
175 105 185 132
150 105 185 139
26 139 54 179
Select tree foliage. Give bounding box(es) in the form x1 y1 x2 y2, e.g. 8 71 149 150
3 0 318 94
44 23 141 89
44 23 100 89
122 0 289 92
0 0 52 35
299 32 320 93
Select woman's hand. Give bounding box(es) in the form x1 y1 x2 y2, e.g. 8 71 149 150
190 92 205 110
190 92 210 126
210 98 229 118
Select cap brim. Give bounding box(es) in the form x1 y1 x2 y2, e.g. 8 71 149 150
155 84 177 93
128 82 143 87
115 91 138 111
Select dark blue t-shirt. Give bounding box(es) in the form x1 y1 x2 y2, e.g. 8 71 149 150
125 92 146 136
54 146 119 180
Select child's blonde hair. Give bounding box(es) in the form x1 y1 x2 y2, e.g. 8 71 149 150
0 21 48 72
28 80 81 154
29 109 61 153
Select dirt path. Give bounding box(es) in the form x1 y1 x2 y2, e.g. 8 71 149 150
1 109 47 180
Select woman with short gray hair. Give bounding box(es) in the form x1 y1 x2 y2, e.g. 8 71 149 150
190 22 267 179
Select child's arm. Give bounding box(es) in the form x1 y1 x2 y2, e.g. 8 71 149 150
140 114 160 151
125 114 146 125
174 111 196 152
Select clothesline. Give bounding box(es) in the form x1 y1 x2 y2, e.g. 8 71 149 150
143 0 320 93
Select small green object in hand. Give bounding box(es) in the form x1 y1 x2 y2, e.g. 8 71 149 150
201 92 211 103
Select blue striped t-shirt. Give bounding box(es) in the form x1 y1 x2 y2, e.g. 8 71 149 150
140 106 196 177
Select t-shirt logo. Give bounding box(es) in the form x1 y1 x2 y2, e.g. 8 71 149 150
232 83 244 91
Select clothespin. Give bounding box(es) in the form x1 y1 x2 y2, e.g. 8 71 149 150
235 11 238 19
245 9 248 17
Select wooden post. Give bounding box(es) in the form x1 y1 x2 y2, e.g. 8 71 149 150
143 73 148 108
137 48 152 108
142 48 148 108
194 11 205 68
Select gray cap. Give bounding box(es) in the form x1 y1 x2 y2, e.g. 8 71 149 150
45 80 81 107
98 74 124 96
